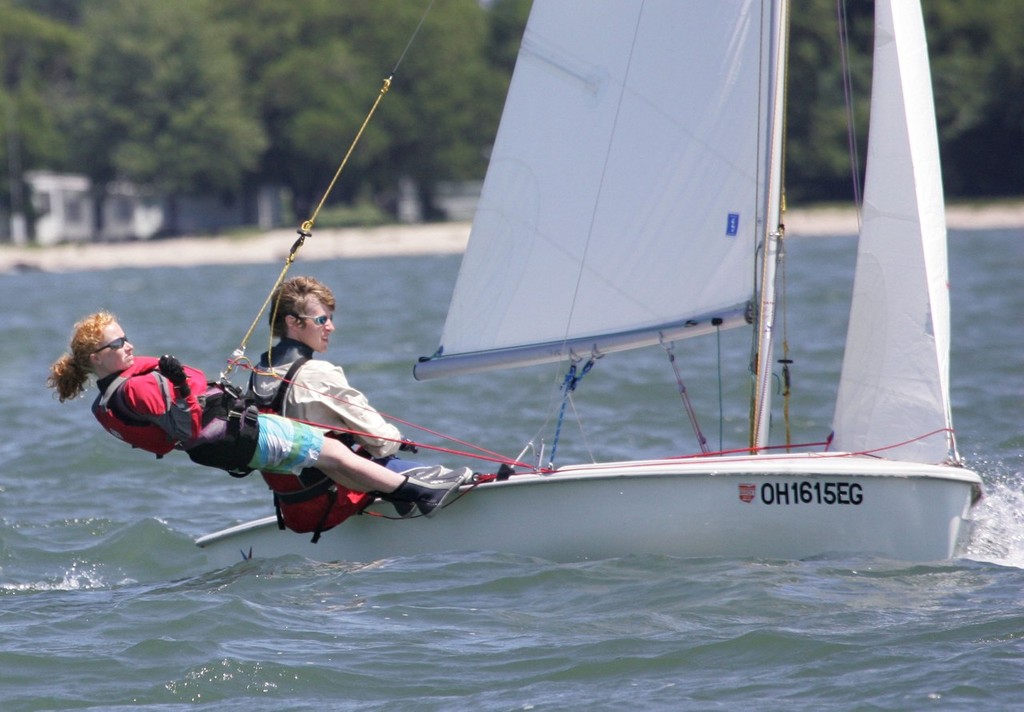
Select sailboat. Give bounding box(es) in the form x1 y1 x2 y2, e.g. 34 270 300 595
196 0 983 567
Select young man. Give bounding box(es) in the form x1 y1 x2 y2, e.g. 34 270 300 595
248 276 472 524
250 276 405 461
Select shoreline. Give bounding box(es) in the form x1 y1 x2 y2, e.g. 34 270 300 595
2 202 1022 274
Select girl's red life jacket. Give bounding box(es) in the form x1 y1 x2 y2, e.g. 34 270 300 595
92 357 205 456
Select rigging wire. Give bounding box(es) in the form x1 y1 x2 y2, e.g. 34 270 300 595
221 0 437 380
836 0 863 230
777 230 793 450
714 318 725 453
660 337 710 454
565 389 598 465
548 357 596 468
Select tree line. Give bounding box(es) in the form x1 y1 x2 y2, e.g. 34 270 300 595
1 0 1021 235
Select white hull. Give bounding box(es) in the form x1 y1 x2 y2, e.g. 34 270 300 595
196 454 982 569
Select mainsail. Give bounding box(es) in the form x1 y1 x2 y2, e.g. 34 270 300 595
415 0 773 380
831 0 957 464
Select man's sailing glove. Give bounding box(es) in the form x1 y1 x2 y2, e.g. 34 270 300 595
159 354 191 397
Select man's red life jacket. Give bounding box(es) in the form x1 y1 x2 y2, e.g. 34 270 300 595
260 443 373 540
251 351 372 542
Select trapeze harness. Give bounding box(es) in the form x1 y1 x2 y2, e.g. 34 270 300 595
93 357 259 475
249 342 372 542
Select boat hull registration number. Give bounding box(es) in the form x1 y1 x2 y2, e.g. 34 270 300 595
738 481 863 505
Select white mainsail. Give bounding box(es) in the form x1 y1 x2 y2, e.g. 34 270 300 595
831 0 957 464
415 0 772 380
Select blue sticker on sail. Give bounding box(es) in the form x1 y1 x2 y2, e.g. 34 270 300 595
726 213 740 236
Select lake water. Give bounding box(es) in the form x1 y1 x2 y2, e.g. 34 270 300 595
2 227 1022 710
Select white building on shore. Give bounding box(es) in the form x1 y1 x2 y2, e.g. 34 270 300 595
2 172 482 246
25 171 94 246
1 171 287 245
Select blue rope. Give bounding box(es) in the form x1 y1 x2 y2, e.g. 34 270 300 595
549 358 595 467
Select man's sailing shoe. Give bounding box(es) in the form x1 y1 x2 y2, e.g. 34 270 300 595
399 465 472 485
390 499 415 518
387 465 472 518
384 466 474 518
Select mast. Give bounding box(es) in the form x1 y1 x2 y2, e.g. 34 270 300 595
751 0 790 451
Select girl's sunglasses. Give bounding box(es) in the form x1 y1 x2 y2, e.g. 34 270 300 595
94 336 129 353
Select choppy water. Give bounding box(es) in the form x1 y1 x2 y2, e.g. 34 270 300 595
2 227 1022 710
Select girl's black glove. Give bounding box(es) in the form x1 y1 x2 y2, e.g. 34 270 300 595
158 354 191 397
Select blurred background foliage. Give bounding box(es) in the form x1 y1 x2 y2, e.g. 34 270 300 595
1 0 1021 226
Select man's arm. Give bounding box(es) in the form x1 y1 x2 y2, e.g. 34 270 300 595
288 361 402 458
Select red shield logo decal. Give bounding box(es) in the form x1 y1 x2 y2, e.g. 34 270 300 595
738 483 756 503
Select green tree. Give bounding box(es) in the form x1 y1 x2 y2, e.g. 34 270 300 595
786 0 1024 203
485 0 532 75
69 0 266 197
8 0 1020 235
214 0 510 221
926 0 1024 197
785 0 873 204
345 0 510 219
0 0 78 210
210 0 385 220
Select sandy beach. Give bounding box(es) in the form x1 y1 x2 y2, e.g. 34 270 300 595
2 202 1021 274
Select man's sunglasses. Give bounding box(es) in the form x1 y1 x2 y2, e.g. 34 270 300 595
298 315 332 326
94 336 129 354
